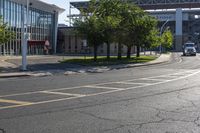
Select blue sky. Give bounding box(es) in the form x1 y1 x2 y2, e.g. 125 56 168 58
40 0 88 25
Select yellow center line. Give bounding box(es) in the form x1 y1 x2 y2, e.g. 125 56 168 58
0 98 33 105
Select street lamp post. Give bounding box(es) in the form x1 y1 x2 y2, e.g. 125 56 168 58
21 0 29 71
159 19 169 54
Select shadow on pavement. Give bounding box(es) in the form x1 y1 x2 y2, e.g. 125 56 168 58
27 63 84 71
0 66 20 73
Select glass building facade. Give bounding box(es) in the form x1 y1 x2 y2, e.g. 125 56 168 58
0 0 64 55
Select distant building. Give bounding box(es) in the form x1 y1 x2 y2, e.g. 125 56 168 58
0 0 64 55
68 0 200 51
57 27 137 55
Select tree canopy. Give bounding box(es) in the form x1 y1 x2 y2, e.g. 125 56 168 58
74 3 104 61
161 28 173 50
95 0 123 59
74 0 164 60
0 16 15 45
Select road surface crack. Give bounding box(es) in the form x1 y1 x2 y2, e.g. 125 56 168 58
104 105 200 132
194 116 200 127
177 91 197 108
76 110 119 123
0 128 6 133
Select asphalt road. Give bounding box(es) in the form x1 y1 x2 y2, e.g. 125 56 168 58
1 52 200 133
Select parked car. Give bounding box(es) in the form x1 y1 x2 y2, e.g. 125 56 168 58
183 42 197 56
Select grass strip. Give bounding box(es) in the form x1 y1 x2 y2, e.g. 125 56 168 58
60 55 158 66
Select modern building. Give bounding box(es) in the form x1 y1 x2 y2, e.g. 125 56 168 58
67 0 200 52
0 0 64 55
57 26 137 55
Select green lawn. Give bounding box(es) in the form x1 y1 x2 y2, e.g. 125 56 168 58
60 55 158 66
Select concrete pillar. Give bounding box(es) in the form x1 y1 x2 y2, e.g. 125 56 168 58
175 8 183 51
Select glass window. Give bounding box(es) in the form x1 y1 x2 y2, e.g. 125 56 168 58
1 0 55 55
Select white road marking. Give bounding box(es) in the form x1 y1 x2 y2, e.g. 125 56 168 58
125 70 200 90
0 91 40 98
178 58 183 63
116 82 151 85
166 75 180 77
41 91 86 97
0 70 196 99
140 78 167 81
85 85 124 90
0 70 196 98
0 69 200 110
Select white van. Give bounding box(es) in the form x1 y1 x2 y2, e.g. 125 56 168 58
183 42 196 56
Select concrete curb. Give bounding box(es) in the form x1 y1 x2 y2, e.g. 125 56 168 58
0 72 52 78
64 53 172 75
0 53 172 78
116 53 171 69
115 55 171 69
0 72 30 78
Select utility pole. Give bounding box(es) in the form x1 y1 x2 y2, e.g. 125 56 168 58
21 0 29 71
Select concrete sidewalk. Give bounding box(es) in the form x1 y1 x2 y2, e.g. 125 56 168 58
0 53 171 78
0 57 18 70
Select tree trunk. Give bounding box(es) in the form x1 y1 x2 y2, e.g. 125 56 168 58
118 41 122 60
93 45 98 62
163 47 166 53
106 41 110 60
136 45 140 57
127 46 131 59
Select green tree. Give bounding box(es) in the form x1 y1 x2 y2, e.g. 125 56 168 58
161 29 173 51
111 1 128 60
118 4 145 58
95 0 122 60
149 29 161 48
0 16 15 45
133 15 158 57
74 0 160 60
144 28 161 54
74 2 104 61
122 5 157 58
